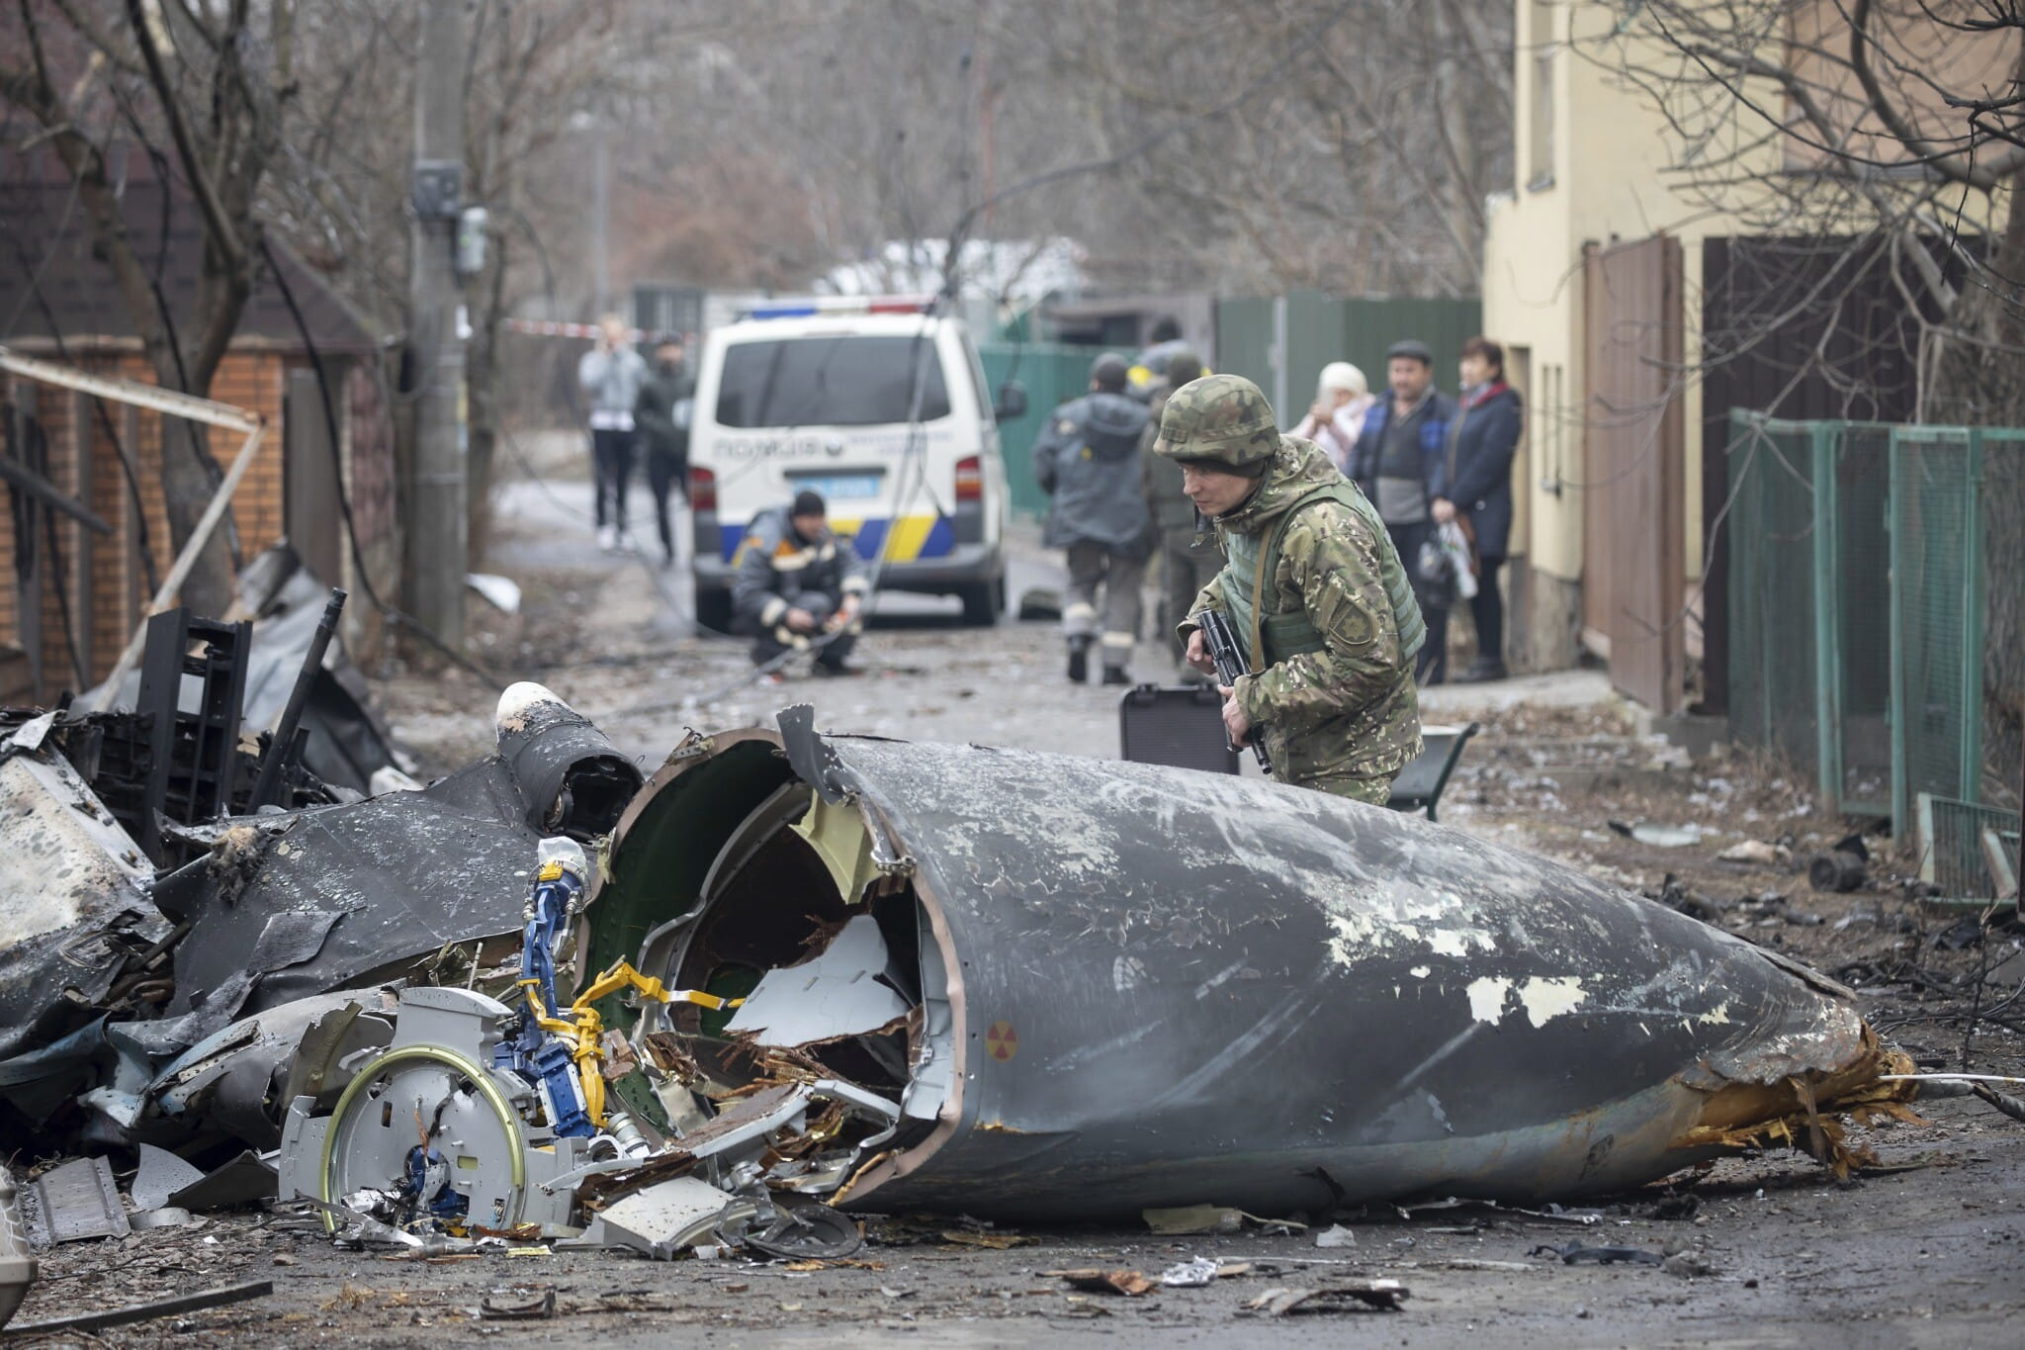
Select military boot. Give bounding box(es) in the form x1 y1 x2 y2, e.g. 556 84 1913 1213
1066 635 1091 683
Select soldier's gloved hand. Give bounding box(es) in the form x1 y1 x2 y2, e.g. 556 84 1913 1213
1217 684 1251 743
1184 629 1216 675
785 607 819 633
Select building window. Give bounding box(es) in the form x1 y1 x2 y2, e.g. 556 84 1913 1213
1538 361 1565 492
1528 0 1557 191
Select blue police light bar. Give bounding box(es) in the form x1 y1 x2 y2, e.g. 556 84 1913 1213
743 295 935 320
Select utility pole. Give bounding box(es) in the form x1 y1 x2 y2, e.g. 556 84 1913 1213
592 110 611 315
407 0 467 649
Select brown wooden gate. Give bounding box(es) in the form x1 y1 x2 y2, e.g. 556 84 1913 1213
1582 235 1686 715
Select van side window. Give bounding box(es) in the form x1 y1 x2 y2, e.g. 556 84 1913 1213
716 335 951 428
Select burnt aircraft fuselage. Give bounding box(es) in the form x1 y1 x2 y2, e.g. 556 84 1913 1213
592 718 1899 1222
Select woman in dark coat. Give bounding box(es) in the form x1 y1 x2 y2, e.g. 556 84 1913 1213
1434 336 1523 682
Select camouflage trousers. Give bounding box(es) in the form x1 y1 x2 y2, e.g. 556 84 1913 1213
1286 768 1395 806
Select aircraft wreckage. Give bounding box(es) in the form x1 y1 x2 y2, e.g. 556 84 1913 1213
265 704 1909 1251
3 689 1912 1269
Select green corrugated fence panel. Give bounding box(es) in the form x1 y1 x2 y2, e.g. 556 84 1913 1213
1214 294 1483 418
979 342 1110 519
1339 297 1483 399
1213 298 1275 392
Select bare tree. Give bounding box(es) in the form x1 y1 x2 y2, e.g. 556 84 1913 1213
2 0 297 615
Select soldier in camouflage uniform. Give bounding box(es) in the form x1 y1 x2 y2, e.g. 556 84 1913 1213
1155 373 1425 803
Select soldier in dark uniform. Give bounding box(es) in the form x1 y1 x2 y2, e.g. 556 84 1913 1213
1033 353 1153 684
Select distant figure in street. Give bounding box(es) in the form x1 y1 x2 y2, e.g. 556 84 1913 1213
1160 374 1425 804
634 333 695 569
1347 338 1458 685
576 314 648 553
1289 362 1374 474
1034 352 1153 684
1139 348 1220 678
731 490 869 676
1437 336 1523 683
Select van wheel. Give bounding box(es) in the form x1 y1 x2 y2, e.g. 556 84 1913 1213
958 578 1003 627
694 586 734 636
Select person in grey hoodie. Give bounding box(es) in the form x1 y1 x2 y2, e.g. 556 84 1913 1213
1034 352 1153 684
576 314 648 552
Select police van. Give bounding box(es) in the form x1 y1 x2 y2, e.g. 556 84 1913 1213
687 297 1022 631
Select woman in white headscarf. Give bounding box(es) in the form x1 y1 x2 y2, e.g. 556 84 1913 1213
1289 361 1374 474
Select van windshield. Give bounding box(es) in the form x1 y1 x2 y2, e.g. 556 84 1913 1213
715 335 951 428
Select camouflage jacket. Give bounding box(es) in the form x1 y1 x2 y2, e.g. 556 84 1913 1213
1180 437 1422 786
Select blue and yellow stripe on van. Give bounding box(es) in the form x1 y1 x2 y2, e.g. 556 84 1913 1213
719 514 955 564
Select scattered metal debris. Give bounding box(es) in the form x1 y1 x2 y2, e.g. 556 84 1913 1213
1608 820 1701 848
479 1286 556 1320
1047 1268 1158 1296
2 1279 273 1336
1531 1241 1665 1266
131 1143 206 1212
168 1150 280 1212
1809 849 1867 893
21 1157 128 1245
1160 1257 1222 1287
1246 1280 1407 1315
1143 1204 1300 1235
0 1170 35 1330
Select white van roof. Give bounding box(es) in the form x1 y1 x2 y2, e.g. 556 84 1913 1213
710 311 956 345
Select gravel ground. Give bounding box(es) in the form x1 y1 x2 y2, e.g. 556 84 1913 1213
17 436 2019 1347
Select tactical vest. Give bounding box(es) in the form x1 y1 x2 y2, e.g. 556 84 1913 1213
1218 482 1426 672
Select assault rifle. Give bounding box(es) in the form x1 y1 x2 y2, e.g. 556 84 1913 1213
1198 609 1272 772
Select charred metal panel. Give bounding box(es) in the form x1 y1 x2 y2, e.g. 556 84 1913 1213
165 757 542 1024
0 743 166 1062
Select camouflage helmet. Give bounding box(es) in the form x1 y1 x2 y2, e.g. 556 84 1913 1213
1154 373 1281 468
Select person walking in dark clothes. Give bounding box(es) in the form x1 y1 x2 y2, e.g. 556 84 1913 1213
1034 353 1153 684
1347 339 1458 685
576 314 648 553
1435 337 1523 682
634 334 695 569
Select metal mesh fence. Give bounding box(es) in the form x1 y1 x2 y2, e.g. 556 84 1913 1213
1724 412 2010 822
1890 429 1979 818
1726 416 1820 776
1835 423 1894 811
1918 794 2021 900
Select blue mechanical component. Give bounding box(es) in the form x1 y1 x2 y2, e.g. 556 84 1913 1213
398 1145 467 1222
493 837 597 1139
530 1038 593 1139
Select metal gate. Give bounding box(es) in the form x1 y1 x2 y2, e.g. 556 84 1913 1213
1582 236 1686 714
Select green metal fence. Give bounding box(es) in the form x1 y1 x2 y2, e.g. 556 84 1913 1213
1725 411 2008 823
978 342 1102 519
1214 292 1483 414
